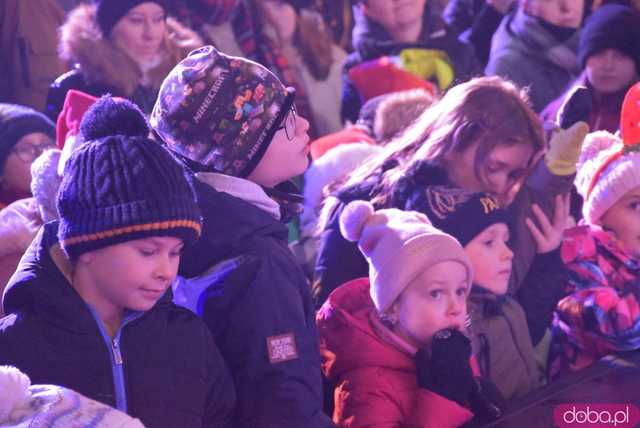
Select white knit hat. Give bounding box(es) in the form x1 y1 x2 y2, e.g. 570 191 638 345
575 131 640 224
339 201 473 313
0 365 145 427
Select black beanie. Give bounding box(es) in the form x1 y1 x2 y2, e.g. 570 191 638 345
96 0 167 35
578 4 640 72
0 104 55 174
57 96 202 258
405 186 511 247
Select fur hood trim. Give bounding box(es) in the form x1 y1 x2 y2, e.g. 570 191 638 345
59 3 203 96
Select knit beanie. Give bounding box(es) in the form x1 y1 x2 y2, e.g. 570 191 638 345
578 4 640 72
0 104 55 175
57 96 202 258
150 45 296 178
575 82 640 223
31 149 63 223
96 0 167 35
405 186 511 247
339 200 473 313
0 365 144 427
56 90 99 149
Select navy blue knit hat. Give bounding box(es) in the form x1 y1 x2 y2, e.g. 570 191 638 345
0 103 55 174
57 96 202 258
404 186 511 247
578 4 640 72
96 0 167 35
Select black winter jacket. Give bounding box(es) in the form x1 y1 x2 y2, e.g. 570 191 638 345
177 177 335 428
0 222 235 428
340 6 480 123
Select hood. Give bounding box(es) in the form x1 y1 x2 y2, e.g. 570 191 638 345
59 4 203 96
316 278 415 381
2 222 172 331
178 178 289 277
351 4 447 61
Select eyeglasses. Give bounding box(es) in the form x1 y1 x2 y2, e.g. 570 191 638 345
12 143 54 163
276 105 297 141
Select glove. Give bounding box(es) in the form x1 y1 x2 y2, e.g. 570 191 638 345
468 378 506 423
415 329 474 406
545 87 592 176
557 86 592 130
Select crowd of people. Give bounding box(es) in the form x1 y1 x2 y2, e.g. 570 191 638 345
1 0 640 427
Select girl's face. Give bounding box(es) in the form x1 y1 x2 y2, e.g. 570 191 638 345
247 107 311 187
586 49 638 95
111 2 166 67
464 223 513 295
389 260 470 348
445 141 535 199
600 186 640 258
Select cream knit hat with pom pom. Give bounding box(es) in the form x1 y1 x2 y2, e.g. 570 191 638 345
339 200 473 313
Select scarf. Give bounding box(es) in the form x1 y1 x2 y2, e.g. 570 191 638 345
510 8 581 74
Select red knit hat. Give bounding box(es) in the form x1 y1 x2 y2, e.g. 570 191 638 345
55 90 99 149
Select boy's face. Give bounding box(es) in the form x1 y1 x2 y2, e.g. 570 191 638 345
464 223 513 295
586 49 638 95
600 185 640 258
247 107 311 187
361 0 427 36
389 260 469 348
77 236 183 316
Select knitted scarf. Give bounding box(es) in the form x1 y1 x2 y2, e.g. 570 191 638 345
510 8 581 75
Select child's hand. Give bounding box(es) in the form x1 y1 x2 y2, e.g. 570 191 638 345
415 329 474 406
525 194 572 254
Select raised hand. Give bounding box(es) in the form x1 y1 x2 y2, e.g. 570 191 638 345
525 194 572 254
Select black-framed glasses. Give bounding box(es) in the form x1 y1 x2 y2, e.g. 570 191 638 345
276 105 297 141
12 143 54 163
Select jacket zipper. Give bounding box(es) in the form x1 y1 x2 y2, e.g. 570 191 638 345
110 331 127 411
88 306 142 413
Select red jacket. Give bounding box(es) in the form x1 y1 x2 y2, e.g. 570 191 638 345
316 278 474 428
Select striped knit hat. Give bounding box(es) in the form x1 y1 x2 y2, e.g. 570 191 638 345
57 96 202 258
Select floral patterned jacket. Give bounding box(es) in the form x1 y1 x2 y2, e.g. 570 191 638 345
550 224 640 376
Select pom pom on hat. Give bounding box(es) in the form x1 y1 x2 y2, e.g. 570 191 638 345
0 365 31 422
340 200 375 242
79 96 149 143
339 201 472 313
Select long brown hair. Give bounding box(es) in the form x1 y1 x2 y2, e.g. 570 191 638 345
318 76 545 230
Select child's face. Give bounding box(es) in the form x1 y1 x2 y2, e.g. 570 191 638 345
247 107 310 187
600 186 640 258
390 260 469 348
77 236 183 316
464 223 513 295
361 0 427 38
526 0 583 29
586 49 638 95
2 132 54 195
445 141 534 201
